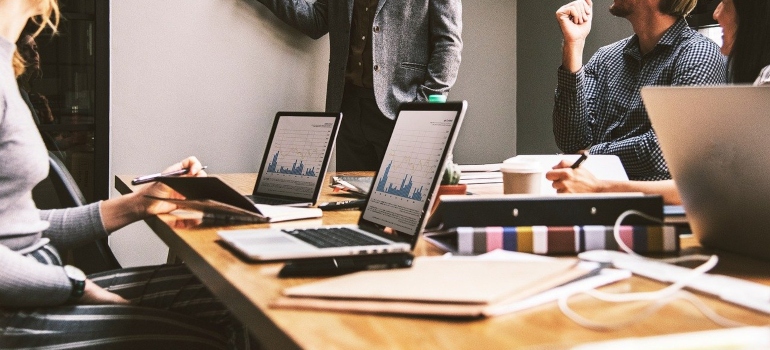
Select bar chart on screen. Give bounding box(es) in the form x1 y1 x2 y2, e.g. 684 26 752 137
363 110 457 233
257 116 335 198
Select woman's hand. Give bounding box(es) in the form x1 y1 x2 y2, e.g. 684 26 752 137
136 156 207 216
100 156 207 233
79 279 129 305
545 159 604 193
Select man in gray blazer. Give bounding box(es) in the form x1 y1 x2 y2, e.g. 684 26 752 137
255 0 463 171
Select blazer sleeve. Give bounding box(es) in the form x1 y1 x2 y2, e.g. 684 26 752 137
255 0 331 39
417 0 463 100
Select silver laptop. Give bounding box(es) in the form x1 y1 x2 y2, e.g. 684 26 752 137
642 85 770 260
247 112 342 207
218 101 468 261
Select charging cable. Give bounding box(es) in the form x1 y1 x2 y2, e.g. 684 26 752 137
557 209 749 331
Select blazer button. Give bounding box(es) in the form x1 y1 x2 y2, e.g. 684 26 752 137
374 65 380 72
373 26 380 33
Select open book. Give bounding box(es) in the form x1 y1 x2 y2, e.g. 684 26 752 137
271 257 597 318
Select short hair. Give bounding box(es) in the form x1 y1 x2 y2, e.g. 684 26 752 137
659 0 699 17
730 0 770 83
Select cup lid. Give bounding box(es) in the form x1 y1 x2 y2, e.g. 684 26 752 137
501 159 542 173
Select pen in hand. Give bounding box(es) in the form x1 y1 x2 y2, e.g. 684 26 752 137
131 166 208 185
570 152 589 169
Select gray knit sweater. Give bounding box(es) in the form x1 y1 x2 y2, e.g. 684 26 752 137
0 36 108 307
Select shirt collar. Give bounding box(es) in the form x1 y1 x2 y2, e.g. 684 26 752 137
623 17 691 58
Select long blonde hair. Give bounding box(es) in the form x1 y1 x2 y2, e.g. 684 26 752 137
12 0 60 77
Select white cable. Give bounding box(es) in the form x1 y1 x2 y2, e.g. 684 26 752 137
557 209 749 331
558 290 748 331
582 255 718 303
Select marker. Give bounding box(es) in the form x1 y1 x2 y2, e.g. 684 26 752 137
317 199 367 211
131 166 208 185
570 152 589 169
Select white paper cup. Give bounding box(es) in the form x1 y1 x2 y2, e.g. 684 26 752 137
500 160 542 195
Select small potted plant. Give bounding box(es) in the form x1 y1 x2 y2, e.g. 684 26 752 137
432 157 467 214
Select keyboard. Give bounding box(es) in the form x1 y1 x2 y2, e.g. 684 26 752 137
282 227 388 248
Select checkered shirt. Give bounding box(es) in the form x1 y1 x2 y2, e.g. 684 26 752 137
553 18 727 181
755 65 770 86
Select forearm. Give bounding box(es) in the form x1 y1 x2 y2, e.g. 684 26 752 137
40 203 109 250
255 0 329 39
589 131 669 181
99 192 149 233
553 66 593 153
600 179 680 205
419 0 463 98
562 40 585 73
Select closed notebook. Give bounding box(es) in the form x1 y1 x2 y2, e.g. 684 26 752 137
271 257 594 318
424 225 679 255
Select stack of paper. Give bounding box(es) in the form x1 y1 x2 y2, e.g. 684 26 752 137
458 163 503 185
271 254 627 318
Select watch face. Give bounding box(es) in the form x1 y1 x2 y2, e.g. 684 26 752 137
64 265 86 282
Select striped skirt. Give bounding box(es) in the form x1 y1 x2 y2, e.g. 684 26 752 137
1 247 257 349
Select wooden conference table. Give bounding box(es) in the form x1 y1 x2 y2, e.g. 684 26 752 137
116 173 770 350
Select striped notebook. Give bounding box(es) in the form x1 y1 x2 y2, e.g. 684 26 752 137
424 226 679 255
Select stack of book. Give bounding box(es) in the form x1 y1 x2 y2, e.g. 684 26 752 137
457 163 502 185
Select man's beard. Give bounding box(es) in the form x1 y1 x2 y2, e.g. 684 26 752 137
609 2 633 17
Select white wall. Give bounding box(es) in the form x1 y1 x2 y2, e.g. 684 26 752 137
450 1 517 164
109 0 517 266
110 0 330 266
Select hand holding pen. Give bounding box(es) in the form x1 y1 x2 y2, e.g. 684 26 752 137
134 156 208 216
545 151 602 194
132 166 208 185
570 151 589 169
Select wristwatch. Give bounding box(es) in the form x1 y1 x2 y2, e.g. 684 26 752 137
63 265 86 302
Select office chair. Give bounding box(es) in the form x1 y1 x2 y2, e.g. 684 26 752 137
32 151 122 274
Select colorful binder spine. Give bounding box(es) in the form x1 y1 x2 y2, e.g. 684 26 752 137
456 226 678 255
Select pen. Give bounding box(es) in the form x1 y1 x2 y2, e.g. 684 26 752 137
317 199 367 211
332 176 360 191
131 166 208 185
570 152 589 169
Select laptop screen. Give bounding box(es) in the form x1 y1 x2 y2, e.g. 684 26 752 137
254 113 341 201
360 102 466 237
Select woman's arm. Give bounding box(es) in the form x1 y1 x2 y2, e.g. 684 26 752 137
100 157 206 232
546 160 681 204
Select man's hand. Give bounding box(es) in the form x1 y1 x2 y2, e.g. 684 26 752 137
79 279 130 305
546 159 604 194
556 0 593 43
556 0 593 73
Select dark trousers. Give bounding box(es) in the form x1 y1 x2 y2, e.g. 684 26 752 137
0 264 256 350
336 83 396 171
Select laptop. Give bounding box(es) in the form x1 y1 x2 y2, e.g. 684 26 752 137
247 112 342 207
218 101 468 261
641 85 770 260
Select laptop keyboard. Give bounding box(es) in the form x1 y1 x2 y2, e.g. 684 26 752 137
282 228 388 248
